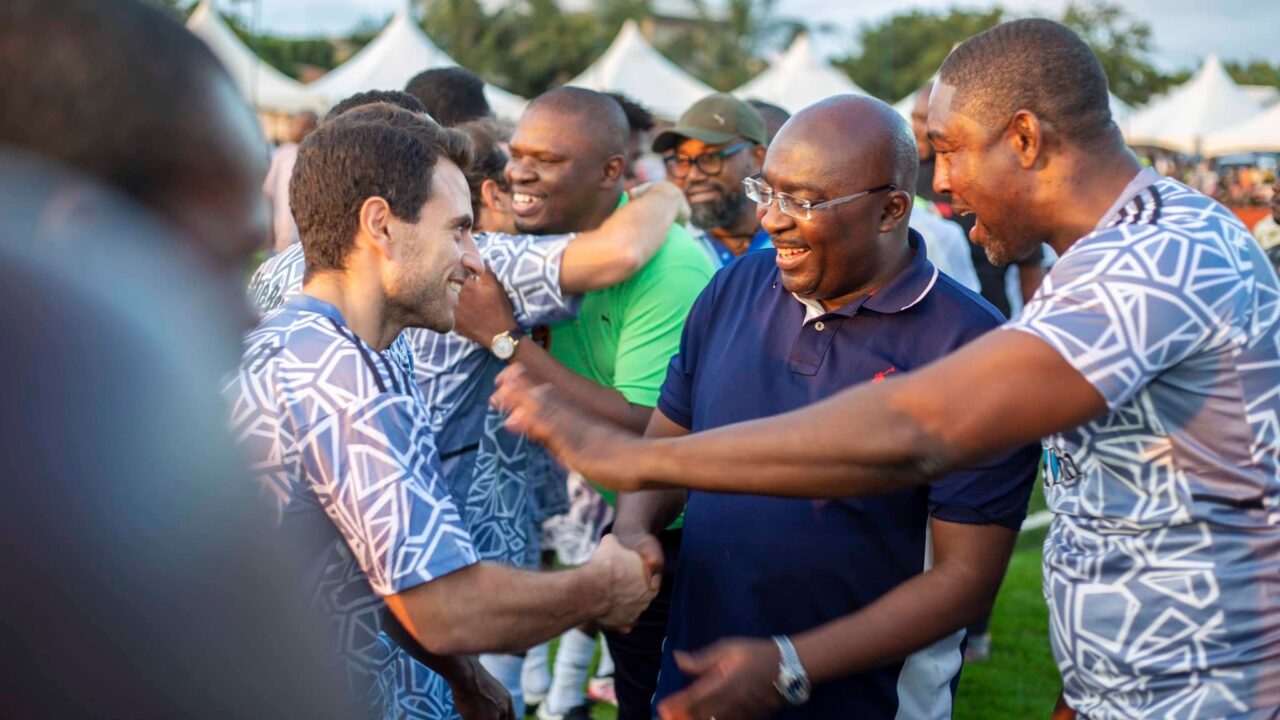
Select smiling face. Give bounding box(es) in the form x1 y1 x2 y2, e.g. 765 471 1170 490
927 81 1043 267
505 104 620 234
758 126 900 309
385 159 482 333
669 136 761 231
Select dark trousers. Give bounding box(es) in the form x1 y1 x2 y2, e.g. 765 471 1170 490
603 529 682 720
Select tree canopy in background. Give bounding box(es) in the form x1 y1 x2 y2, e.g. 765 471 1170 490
147 0 1278 107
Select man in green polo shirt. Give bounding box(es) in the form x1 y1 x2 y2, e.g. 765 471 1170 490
459 87 712 720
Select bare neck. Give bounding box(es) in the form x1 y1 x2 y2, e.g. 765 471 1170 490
302 269 399 351
1042 140 1144 256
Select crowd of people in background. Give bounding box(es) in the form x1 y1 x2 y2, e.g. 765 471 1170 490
3 2 1280 720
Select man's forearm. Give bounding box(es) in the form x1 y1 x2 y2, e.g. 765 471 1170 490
388 562 609 656
791 544 1008 685
512 340 652 433
559 185 680 293
614 488 687 537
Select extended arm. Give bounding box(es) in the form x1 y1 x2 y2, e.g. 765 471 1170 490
385 535 655 656
496 329 1105 496
559 181 687 293
511 337 653 434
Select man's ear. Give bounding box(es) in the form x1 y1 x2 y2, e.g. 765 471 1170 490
878 190 912 234
358 196 394 258
1006 110 1044 170
481 179 511 213
750 143 767 170
601 155 625 186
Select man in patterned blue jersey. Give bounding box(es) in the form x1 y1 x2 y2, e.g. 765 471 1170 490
226 109 658 720
495 20 1280 720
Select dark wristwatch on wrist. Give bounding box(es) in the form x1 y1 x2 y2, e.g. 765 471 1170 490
490 326 526 361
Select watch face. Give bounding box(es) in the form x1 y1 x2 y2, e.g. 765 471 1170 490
492 335 515 360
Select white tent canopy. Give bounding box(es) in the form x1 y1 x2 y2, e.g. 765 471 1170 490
1126 54 1261 155
309 10 527 119
734 33 868 113
186 1 326 114
1203 101 1280 156
1242 85 1280 109
566 19 714 120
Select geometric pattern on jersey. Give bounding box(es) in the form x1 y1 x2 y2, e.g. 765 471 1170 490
246 233 578 570
247 242 416 377
407 231 577 569
1007 175 1280 719
224 295 479 720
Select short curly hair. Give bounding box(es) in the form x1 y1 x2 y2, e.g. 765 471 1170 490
324 90 427 122
290 106 474 276
939 19 1116 148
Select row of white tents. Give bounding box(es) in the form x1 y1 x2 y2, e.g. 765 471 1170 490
189 1 1280 157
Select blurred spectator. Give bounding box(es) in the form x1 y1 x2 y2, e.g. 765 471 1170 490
263 110 317 253
405 66 493 126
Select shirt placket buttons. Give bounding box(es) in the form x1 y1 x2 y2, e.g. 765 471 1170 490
814 321 826 331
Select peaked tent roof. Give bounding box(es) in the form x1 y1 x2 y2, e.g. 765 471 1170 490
186 1 326 114
566 19 715 120
734 33 868 113
1203 100 1280 156
309 10 526 119
1126 54 1260 155
1242 85 1280 109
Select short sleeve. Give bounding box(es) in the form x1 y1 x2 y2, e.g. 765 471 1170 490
927 443 1040 530
614 260 713 407
295 393 477 596
1004 231 1230 409
482 232 581 327
247 243 305 317
657 278 720 430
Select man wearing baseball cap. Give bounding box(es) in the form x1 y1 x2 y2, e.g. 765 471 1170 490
654 94 773 268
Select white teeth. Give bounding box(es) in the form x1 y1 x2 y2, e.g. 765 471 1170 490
447 280 463 295
512 193 538 206
777 247 809 258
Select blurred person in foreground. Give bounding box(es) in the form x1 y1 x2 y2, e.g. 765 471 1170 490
0 0 355 715
497 19 1280 720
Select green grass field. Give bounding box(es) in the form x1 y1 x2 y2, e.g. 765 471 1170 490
543 485 1058 720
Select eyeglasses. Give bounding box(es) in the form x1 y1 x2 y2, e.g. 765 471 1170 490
742 175 897 221
662 141 754 179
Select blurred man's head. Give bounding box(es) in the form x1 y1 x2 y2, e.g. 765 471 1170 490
0 0 269 279
758 95 916 310
911 83 933 162
747 99 791 145
405 67 492 127
325 90 429 122
289 111 318 144
506 87 628 234
930 19 1119 265
606 93 656 186
457 117 517 234
290 109 481 333
652 94 767 233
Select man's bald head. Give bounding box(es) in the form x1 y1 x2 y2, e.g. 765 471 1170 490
526 87 629 161
773 95 918 200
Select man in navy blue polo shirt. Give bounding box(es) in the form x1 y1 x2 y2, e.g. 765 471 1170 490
610 96 1040 719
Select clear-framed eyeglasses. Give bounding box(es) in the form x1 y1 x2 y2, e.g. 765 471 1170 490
742 174 897 221
662 141 754 179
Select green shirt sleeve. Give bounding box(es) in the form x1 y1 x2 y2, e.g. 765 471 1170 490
612 254 714 407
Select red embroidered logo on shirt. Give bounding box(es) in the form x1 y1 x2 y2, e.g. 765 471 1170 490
872 366 897 383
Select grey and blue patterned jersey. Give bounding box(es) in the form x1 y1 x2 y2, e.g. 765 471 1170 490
224 294 478 720
1006 170 1280 718
246 233 578 568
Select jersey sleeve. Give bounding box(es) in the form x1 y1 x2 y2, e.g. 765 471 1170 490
482 232 581 328
614 260 714 407
1004 230 1237 409
294 393 477 596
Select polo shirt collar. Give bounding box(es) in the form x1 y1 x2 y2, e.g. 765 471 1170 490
781 228 939 318
286 293 348 327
